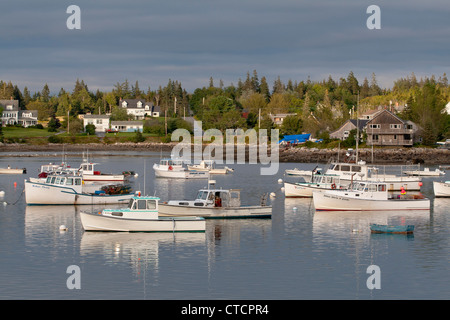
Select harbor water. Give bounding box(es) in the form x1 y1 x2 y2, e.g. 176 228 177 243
0 152 449 300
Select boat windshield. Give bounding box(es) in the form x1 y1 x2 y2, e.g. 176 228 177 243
196 191 208 200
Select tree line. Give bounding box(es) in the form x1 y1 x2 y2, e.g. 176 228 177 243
1 70 449 144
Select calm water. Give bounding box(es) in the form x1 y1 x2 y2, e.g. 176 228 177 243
0 152 449 300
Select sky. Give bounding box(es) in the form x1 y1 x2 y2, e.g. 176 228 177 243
1 0 449 94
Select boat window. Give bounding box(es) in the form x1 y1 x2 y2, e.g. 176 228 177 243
196 191 203 199
146 200 156 209
137 200 147 210
326 176 332 184
369 184 377 192
66 178 73 185
329 164 336 170
341 165 350 172
51 177 56 184
75 178 82 185
352 166 361 172
378 184 386 192
59 178 65 185
333 165 339 171
46 177 51 183
208 192 214 201
357 183 365 191
127 199 134 209
194 202 204 206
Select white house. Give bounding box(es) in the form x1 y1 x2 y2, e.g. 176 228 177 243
111 121 143 132
83 114 110 132
119 98 155 119
1 99 38 127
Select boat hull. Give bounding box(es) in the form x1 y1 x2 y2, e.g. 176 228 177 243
370 224 414 234
284 181 338 198
312 191 430 211
433 181 450 197
25 180 133 205
154 168 209 179
82 174 126 182
158 203 272 219
80 211 206 232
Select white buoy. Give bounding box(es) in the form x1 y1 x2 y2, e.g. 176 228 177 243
293 207 298 211
0 190 5 197
59 225 68 231
280 187 285 193
278 179 283 184
270 192 276 197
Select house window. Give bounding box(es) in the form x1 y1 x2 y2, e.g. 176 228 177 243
372 134 379 141
390 124 401 129
96 119 102 124
394 135 397 140
369 124 380 129
137 101 143 108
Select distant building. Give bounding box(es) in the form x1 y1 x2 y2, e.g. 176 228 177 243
1 99 38 127
83 114 110 132
269 113 297 125
365 109 421 146
330 119 369 140
119 98 158 119
111 121 143 132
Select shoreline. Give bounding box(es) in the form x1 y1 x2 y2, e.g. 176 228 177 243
0 143 449 164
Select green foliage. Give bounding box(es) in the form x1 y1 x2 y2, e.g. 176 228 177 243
85 123 96 135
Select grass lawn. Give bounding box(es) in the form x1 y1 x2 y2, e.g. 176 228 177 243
2 126 54 138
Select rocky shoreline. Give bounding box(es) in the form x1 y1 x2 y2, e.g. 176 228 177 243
0 143 449 164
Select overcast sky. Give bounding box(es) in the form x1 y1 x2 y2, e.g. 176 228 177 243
1 0 449 94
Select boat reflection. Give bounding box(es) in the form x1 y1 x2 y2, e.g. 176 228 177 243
312 210 430 241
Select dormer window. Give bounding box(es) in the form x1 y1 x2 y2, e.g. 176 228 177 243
122 101 127 108
137 101 143 108
6 105 13 110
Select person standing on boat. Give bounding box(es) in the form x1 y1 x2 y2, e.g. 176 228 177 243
400 186 406 197
215 195 222 207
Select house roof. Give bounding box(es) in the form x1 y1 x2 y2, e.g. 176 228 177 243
0 99 19 111
111 121 143 126
349 119 369 130
120 99 153 109
83 114 110 119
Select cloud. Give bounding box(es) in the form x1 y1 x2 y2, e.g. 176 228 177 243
0 0 449 93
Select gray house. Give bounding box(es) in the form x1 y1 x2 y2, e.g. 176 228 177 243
330 119 369 140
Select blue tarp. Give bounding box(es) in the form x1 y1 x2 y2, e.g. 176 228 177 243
279 134 311 144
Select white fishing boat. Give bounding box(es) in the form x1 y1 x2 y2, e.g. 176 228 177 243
284 174 343 198
153 158 209 179
187 160 234 174
403 167 445 176
0 166 26 174
80 195 206 232
285 167 322 178
433 181 450 197
312 181 430 211
324 161 423 191
24 175 134 205
158 180 272 218
77 161 131 182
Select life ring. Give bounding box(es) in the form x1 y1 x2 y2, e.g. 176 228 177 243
168 165 173 171
331 183 336 189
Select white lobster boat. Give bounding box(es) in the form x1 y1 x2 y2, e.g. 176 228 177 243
403 167 445 176
312 181 430 211
153 158 209 179
80 195 205 232
158 181 272 219
284 174 343 198
323 161 422 191
433 181 450 197
187 160 234 174
25 175 134 205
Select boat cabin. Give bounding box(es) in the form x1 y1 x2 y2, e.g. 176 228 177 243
311 174 341 185
127 196 159 211
45 175 83 187
192 188 241 208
